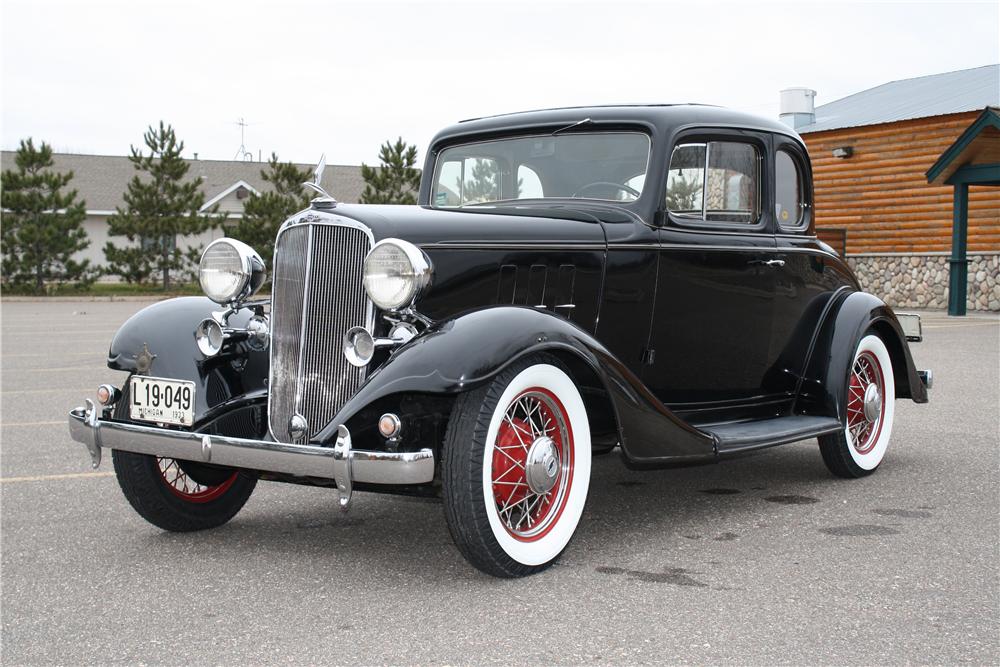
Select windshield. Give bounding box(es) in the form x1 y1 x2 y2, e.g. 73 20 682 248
431 131 650 207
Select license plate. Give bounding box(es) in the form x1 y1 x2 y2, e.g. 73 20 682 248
129 376 196 426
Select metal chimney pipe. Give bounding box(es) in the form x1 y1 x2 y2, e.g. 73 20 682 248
779 88 817 129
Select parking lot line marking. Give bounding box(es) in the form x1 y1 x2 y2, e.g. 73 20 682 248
1 387 91 395
2 351 99 359
1 420 64 427
0 471 114 484
1 325 119 330
923 322 1000 329
2 366 100 373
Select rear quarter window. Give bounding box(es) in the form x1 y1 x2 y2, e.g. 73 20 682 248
775 149 806 229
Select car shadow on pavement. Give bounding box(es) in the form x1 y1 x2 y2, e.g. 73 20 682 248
138 441 892 583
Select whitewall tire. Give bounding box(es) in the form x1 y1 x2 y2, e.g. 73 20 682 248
442 354 591 577
819 333 895 478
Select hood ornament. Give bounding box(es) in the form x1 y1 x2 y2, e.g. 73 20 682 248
303 153 338 209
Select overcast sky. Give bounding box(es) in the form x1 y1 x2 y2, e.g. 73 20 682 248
2 0 997 167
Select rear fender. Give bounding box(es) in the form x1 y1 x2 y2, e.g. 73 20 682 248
797 291 928 422
317 306 715 465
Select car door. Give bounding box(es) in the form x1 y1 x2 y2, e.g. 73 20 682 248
767 135 858 397
642 131 781 420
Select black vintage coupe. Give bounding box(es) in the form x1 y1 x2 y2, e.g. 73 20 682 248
69 105 931 577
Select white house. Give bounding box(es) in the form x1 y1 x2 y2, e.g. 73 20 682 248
0 152 367 275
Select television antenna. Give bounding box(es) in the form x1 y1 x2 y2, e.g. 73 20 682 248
234 117 253 161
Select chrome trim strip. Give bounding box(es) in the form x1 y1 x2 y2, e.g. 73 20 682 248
293 224 315 425
419 240 837 260
419 243 606 251
68 407 434 502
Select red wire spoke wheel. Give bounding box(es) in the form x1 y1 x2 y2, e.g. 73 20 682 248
845 351 885 455
490 388 574 542
443 354 592 577
156 457 238 504
819 333 896 478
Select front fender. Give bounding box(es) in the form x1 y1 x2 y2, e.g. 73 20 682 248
107 297 269 428
318 306 715 465
799 291 928 423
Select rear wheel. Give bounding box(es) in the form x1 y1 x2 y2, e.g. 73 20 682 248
818 333 895 478
112 450 257 531
442 354 592 577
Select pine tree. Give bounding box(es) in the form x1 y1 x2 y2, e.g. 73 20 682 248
230 153 312 266
360 138 422 204
104 122 223 288
666 170 704 212
459 158 501 204
1 138 93 291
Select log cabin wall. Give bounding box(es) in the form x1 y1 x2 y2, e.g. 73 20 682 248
800 111 1000 311
802 111 999 254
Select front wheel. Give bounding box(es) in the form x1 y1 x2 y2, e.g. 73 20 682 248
442 354 591 577
818 333 896 478
112 450 257 532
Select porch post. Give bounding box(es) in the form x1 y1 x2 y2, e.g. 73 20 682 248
947 182 969 316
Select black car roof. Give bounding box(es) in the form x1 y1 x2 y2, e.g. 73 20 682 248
429 104 801 147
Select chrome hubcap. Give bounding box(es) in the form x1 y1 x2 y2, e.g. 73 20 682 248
863 383 882 423
525 436 560 494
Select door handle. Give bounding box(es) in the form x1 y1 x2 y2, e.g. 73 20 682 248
748 259 786 267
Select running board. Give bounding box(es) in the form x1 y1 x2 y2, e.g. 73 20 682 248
699 415 844 455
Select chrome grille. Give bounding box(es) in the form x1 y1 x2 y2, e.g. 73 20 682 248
268 221 373 442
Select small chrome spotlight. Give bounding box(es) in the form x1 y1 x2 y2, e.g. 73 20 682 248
344 326 375 367
96 384 120 406
378 413 401 439
195 318 225 357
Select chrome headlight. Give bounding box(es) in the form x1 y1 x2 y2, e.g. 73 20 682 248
362 239 432 311
199 238 266 305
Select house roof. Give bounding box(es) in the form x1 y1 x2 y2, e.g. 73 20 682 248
0 152 367 213
798 64 1000 134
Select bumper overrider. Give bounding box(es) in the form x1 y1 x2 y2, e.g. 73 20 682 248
67 399 434 509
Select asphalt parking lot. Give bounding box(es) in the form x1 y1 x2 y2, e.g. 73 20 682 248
1 298 998 665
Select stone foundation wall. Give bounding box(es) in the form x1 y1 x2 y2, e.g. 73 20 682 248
846 253 1000 311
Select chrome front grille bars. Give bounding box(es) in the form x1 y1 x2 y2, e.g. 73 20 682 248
268 216 375 443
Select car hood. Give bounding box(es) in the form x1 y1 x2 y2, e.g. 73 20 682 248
321 202 636 246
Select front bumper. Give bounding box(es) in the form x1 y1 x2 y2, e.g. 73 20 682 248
68 400 434 509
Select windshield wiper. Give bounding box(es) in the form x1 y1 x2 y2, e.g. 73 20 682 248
551 118 592 136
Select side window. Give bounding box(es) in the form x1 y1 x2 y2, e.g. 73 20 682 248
434 157 501 207
775 149 804 228
666 144 705 216
666 141 760 225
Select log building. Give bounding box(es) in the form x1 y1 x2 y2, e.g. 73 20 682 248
782 65 999 312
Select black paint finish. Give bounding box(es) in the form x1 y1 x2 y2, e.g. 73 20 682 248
107 297 269 430
104 104 928 477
